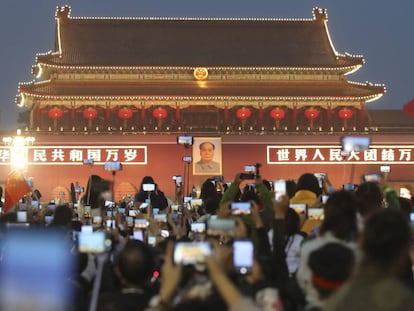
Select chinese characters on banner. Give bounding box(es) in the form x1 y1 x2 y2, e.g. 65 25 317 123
267 145 414 164
0 146 147 165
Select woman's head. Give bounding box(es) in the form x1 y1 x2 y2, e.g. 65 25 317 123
320 190 358 241
362 208 410 269
296 173 321 196
355 182 384 218
82 175 111 209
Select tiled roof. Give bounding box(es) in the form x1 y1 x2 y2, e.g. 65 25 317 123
19 80 383 99
37 7 362 68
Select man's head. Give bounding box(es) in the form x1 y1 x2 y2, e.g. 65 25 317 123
199 142 215 163
116 240 155 287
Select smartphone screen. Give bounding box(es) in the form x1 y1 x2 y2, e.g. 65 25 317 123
106 219 115 229
307 208 324 220
126 216 134 227
147 235 157 247
289 203 307 216
142 183 155 192
154 214 167 222
231 202 251 215
233 240 254 274
173 241 212 265
274 179 286 201
17 211 27 223
207 219 236 236
0 229 74 311
81 225 93 234
78 231 107 253
134 219 149 228
132 230 144 241
191 222 206 233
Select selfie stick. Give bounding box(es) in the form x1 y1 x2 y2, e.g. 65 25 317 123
88 253 107 311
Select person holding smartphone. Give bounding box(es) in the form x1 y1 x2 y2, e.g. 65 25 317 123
134 176 168 211
78 174 112 222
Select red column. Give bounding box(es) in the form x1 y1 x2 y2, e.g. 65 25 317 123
358 103 365 129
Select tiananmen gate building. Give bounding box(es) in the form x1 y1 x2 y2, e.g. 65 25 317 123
2 6 414 202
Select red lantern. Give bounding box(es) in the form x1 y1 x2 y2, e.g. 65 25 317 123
304 107 320 128
48 107 63 120
338 108 353 128
236 107 251 129
152 107 168 127
270 107 285 128
83 107 98 128
48 107 63 129
118 107 133 127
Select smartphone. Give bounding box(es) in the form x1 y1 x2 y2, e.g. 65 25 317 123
92 216 102 226
231 202 251 215
44 215 54 224
379 165 391 173
118 207 126 214
0 229 74 311
341 136 371 153
207 218 236 236
183 196 192 203
214 175 224 182
171 204 180 212
147 235 157 247
31 201 40 209
307 208 324 220
160 230 170 238
17 211 27 223
191 222 206 234
106 219 115 229
362 173 381 183
105 200 115 208
314 173 326 188
78 231 107 253
274 179 286 201
126 216 134 227
129 210 138 217
134 219 149 228
182 156 193 163
154 214 167 222
152 208 159 215
410 212 414 223
177 136 193 145
83 158 94 165
104 161 122 171
132 230 144 241
81 225 93 234
142 183 155 192
400 187 412 200
190 199 203 210
321 195 329 204
173 175 182 183
289 203 307 215
343 183 356 191
233 240 254 274
244 165 256 172
84 205 91 215
173 241 212 265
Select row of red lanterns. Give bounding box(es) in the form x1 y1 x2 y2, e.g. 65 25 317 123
46 106 354 128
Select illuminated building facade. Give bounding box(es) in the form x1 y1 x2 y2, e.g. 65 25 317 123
6 6 413 201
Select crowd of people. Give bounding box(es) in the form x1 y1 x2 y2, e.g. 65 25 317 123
1 170 414 311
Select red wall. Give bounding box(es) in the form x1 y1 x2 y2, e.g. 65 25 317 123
1 133 414 202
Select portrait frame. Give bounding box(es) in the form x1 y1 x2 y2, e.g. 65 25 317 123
192 137 222 176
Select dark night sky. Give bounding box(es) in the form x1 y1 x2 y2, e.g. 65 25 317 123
1 0 413 130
